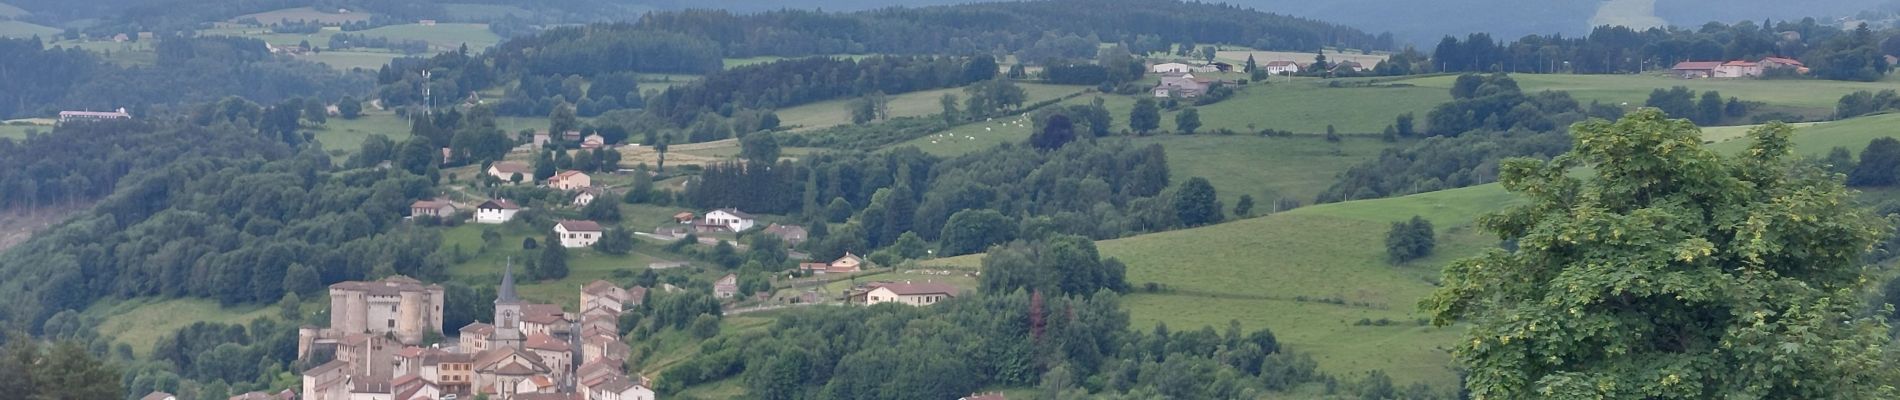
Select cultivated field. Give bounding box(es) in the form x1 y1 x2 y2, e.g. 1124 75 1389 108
0 20 58 38
234 7 374 25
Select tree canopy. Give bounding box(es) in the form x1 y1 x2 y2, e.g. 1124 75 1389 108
1424 109 1895 398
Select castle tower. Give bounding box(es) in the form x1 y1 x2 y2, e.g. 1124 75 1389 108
397 290 424 344
493 259 524 350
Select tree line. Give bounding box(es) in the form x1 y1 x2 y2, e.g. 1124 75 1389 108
1318 74 1615 203
0 36 369 120
1429 20 1894 81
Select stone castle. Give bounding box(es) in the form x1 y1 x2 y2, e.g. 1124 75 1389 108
299 276 445 358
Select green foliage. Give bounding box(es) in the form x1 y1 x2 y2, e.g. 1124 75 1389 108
1835 89 1899 119
1 339 120 400
1424 110 1895 398
1172 177 1222 227
979 234 1128 295
1029 113 1077 151
597 228 636 255
1174 108 1201 134
582 196 622 222
1382 216 1435 263
938 209 1019 257
1233 194 1255 217
1129 98 1161 134
534 239 569 280
1848 137 1900 187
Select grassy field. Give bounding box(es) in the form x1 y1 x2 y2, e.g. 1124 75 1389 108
311 112 414 158
1129 134 1397 206
0 123 49 140
1706 113 1900 156
0 20 57 38
235 7 373 25
927 183 1517 388
440 3 537 20
88 298 282 357
305 50 406 71
1160 79 1450 134
777 83 1088 132
353 23 500 52
1395 73 1898 118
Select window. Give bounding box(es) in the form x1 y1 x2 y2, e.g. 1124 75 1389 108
388 320 396 328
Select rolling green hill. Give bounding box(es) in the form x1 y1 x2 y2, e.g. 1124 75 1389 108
0 2 28 18
1395 73 1897 119
776 82 1088 133
1706 113 1900 156
928 183 1517 387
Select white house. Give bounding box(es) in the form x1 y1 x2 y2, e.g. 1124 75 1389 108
487 161 532 183
704 208 756 232
409 199 456 218
587 377 655 400
476 199 520 224
1150 62 1192 74
1263 60 1303 75
556 220 603 248
573 187 606 207
865 282 959 306
713 273 738 299
547 170 592 191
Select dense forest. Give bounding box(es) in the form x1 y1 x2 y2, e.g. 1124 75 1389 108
1430 20 1896 81
0 36 368 119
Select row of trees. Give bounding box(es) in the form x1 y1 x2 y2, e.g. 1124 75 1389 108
1430 20 1894 81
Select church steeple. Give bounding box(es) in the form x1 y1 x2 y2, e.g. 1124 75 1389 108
492 258 524 349
497 257 520 305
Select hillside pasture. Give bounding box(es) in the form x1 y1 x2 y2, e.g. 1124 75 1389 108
234 7 373 25
1129 134 1397 207
1706 113 1900 156
1158 79 1451 134
1395 73 1896 119
440 3 536 20
0 121 50 140
352 23 500 52
926 183 1516 387
310 112 414 158
89 298 281 357
304 50 406 71
776 83 1088 133
0 20 58 38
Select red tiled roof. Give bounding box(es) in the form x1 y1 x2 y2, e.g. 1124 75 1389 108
490 161 531 174
526 333 571 352
1761 56 1804 66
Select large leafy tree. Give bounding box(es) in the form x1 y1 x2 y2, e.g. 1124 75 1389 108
1424 109 1895 399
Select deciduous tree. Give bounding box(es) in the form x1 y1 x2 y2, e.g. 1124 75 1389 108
1424 110 1895 398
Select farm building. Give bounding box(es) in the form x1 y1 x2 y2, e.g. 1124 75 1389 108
1150 62 1192 74
1670 61 1723 79
864 282 959 306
